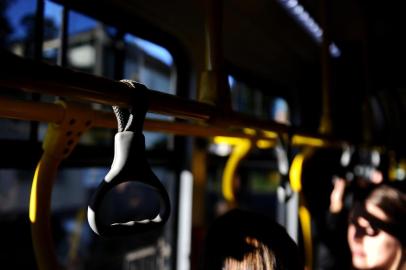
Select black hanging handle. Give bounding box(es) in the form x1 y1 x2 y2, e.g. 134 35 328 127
87 80 171 237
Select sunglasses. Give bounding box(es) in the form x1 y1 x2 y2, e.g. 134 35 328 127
349 204 401 239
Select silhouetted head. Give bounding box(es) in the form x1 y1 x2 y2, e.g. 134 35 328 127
203 209 303 270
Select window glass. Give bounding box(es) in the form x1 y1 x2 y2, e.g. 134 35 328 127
67 10 99 74
1 3 179 268
0 88 34 140
270 97 290 125
229 75 291 126
124 34 176 150
124 34 175 94
69 10 97 35
0 119 31 140
0 169 32 213
0 166 176 269
42 0 62 64
206 156 280 222
229 75 270 119
2 0 37 58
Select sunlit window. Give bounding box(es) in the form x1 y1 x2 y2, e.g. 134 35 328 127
228 75 291 125
1 3 180 268
124 34 176 150
271 97 291 125
124 34 175 94
229 75 268 119
42 0 62 64
3 0 37 58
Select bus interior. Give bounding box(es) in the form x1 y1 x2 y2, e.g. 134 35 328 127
0 0 405 269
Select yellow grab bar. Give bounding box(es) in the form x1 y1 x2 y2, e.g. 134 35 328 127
222 139 251 203
29 101 93 270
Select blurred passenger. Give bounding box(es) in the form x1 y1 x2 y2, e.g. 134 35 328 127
323 166 385 270
202 208 303 270
347 184 406 270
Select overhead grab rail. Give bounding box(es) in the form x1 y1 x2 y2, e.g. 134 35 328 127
0 95 283 142
0 50 344 147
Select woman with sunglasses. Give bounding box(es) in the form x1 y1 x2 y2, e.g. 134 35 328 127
347 184 406 270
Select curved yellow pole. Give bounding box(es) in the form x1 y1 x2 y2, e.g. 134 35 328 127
29 101 93 270
289 153 305 193
299 195 313 270
68 209 86 264
289 149 314 270
222 139 251 203
217 131 280 204
30 156 62 270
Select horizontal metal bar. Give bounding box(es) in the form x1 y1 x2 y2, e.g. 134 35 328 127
0 51 212 121
0 51 343 146
0 96 276 140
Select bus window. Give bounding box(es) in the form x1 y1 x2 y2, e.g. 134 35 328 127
67 11 103 76
228 75 291 125
42 0 62 65
124 34 176 150
0 0 38 139
206 141 283 222
124 34 175 92
2 0 37 58
0 1 180 269
229 75 268 119
271 97 291 125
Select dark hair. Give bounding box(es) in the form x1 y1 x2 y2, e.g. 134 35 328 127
366 184 406 245
202 209 303 270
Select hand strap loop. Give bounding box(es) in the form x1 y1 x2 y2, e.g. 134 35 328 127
87 80 171 237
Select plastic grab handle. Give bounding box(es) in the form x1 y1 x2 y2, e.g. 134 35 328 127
87 131 171 237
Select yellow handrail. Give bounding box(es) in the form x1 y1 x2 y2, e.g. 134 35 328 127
29 101 93 270
0 96 343 149
215 136 252 203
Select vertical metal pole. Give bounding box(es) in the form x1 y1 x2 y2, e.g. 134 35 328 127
94 25 104 76
113 31 125 80
58 5 69 67
190 139 208 270
319 0 332 135
31 0 45 142
198 0 231 111
34 0 44 61
286 190 299 243
176 171 193 270
276 185 287 226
